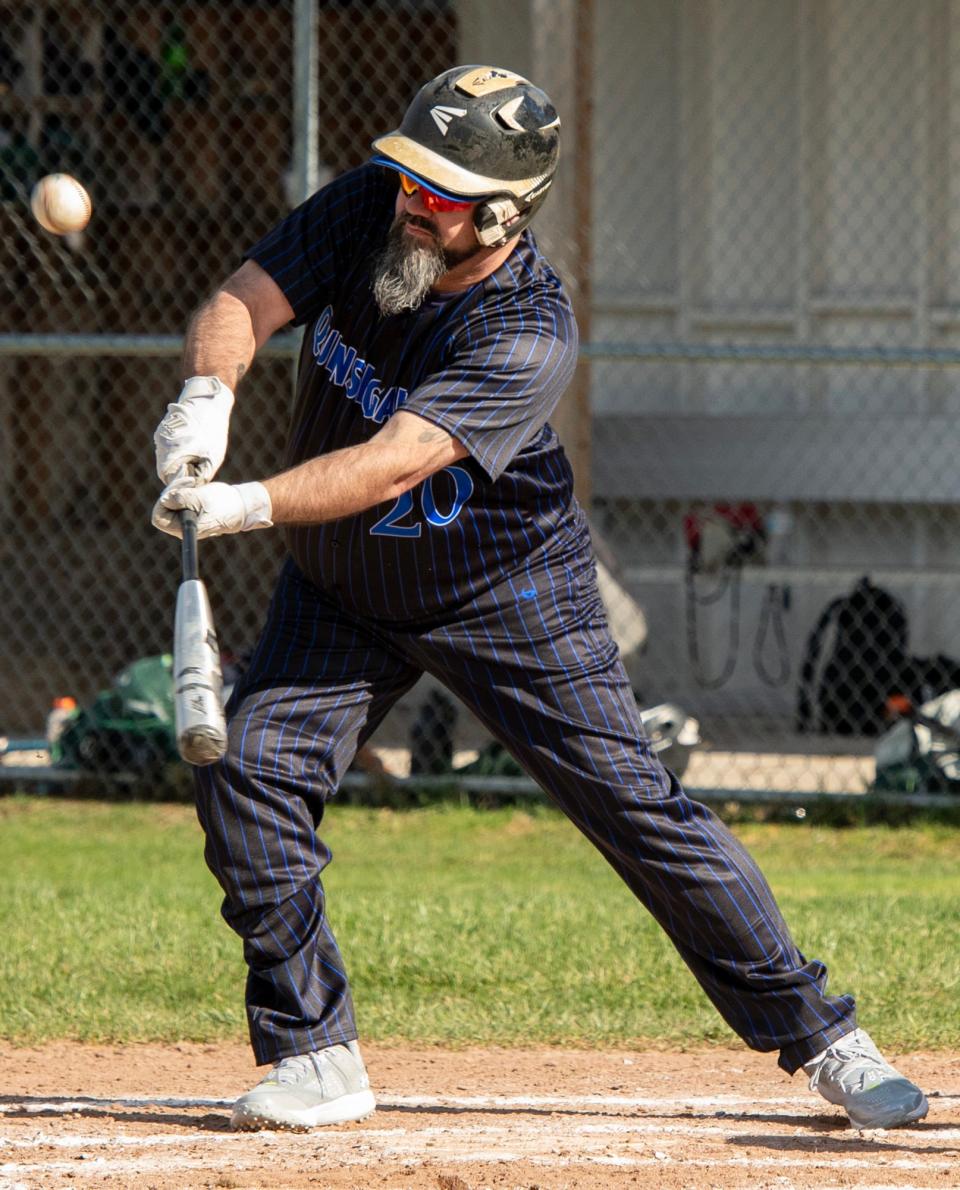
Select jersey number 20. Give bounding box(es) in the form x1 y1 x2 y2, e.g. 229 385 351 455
370 466 474 538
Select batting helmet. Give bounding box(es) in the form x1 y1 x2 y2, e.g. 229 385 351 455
371 65 560 247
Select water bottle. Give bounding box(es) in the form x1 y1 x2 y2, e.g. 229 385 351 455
45 696 78 763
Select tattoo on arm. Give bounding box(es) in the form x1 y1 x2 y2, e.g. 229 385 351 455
236 363 247 384
417 427 445 444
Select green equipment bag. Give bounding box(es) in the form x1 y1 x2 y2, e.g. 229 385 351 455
870 690 960 795
56 655 178 774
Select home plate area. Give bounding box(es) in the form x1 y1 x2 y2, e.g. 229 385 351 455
0 1044 957 1189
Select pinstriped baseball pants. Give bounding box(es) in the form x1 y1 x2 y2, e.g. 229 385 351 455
195 540 857 1074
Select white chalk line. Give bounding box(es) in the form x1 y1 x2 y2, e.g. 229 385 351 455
7 1090 960 1109
4 1090 959 1113
0 1096 232 1114
2 1150 959 1181
3 1120 960 1149
1 1091 956 1183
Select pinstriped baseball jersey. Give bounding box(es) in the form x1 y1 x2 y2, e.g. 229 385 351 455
199 158 865 1082
245 163 579 623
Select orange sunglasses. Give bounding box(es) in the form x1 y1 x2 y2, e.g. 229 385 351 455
398 172 474 214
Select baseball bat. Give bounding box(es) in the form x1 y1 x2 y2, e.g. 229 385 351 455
173 486 228 766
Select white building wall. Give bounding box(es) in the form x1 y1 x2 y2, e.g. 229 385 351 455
582 0 960 719
457 0 960 723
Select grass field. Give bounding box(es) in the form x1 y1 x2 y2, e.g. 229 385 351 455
1 795 958 1051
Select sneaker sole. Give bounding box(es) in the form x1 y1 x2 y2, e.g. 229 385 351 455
847 1094 929 1131
231 1089 376 1132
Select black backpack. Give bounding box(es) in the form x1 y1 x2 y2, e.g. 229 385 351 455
796 577 911 736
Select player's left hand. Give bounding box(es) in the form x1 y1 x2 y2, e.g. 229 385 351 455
152 478 273 539
154 376 236 486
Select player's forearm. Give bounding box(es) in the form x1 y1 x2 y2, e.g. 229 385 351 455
153 411 468 538
181 289 257 391
262 445 416 525
263 415 466 525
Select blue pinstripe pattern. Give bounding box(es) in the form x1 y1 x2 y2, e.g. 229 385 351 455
199 163 857 1073
199 553 855 1071
195 563 421 1061
245 164 577 625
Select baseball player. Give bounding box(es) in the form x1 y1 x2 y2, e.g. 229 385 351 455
152 66 927 1134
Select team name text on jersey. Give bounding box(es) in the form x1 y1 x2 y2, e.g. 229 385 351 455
312 305 408 424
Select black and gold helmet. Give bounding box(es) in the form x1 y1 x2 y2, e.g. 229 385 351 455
372 65 561 247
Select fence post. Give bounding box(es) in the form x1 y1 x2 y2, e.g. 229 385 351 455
292 0 320 205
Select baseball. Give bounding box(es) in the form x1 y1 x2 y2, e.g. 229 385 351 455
30 173 92 235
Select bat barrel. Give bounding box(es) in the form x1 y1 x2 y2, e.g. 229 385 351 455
179 723 229 766
173 578 228 766
173 467 226 766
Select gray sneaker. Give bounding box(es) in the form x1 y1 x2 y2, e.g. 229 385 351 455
230 1041 376 1131
803 1028 928 1129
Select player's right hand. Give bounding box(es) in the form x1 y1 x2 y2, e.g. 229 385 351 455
152 478 273 539
154 375 235 485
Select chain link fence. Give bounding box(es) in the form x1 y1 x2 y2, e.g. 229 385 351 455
2 0 959 798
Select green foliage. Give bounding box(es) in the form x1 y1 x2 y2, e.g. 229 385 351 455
1 796 958 1051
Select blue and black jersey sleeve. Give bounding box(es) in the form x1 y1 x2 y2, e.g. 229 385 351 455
244 165 394 327
404 276 578 482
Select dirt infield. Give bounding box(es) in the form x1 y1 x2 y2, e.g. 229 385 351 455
0 1043 957 1189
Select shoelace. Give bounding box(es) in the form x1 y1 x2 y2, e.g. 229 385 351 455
270 1053 320 1085
806 1034 890 1093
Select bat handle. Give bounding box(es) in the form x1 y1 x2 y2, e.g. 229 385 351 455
179 463 200 581
180 508 200 581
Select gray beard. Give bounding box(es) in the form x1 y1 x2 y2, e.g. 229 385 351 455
371 217 480 316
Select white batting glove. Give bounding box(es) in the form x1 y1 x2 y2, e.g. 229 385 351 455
152 479 273 540
154 376 235 485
